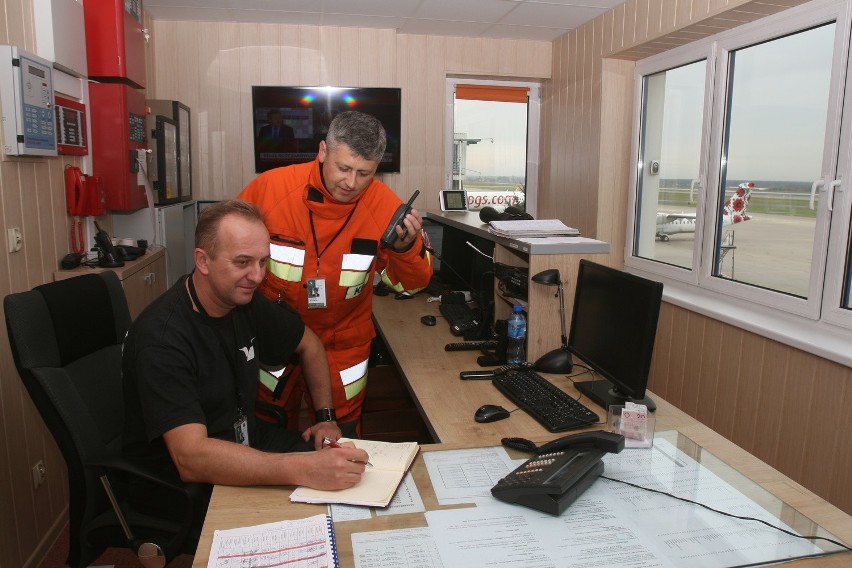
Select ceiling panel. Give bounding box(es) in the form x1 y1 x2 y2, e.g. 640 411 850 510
143 0 626 41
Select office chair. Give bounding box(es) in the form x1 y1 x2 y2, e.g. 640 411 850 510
4 272 200 568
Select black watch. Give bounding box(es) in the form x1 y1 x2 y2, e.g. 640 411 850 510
315 407 337 422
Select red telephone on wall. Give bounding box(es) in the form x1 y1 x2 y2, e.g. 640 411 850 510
65 165 105 217
65 165 105 255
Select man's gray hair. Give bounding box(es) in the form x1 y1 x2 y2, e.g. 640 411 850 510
325 111 387 163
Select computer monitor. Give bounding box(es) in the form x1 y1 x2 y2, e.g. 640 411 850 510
570 260 663 412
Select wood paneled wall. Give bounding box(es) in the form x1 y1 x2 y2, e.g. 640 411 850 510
542 0 852 518
0 3 84 567
650 302 852 516
147 20 552 203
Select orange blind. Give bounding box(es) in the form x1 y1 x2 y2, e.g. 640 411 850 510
455 84 529 103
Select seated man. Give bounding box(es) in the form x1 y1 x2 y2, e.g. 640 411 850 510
122 200 368 520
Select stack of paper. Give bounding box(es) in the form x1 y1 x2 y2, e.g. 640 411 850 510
290 438 420 507
488 219 580 237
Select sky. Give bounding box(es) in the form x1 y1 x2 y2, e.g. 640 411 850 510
454 99 528 178
658 22 835 183
452 22 836 184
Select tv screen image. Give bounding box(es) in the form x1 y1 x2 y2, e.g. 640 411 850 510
251 86 402 174
569 260 664 411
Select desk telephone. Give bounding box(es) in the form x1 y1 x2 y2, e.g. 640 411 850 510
491 431 624 515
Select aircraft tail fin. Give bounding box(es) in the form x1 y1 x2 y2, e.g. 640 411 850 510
723 182 755 224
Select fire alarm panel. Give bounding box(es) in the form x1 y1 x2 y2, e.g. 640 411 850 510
55 95 87 155
0 45 57 156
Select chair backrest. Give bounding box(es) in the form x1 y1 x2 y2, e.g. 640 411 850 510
4 271 132 567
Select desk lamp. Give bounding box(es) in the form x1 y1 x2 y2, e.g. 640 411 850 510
532 268 573 374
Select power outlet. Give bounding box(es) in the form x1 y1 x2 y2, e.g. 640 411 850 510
31 460 46 489
7 227 22 253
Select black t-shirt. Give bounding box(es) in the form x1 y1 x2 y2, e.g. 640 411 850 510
122 274 305 479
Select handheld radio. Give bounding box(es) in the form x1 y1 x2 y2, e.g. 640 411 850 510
381 190 420 248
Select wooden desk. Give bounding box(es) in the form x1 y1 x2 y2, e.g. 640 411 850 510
370 293 694 446
194 434 852 567
192 294 852 567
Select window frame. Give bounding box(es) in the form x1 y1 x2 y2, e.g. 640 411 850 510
444 77 541 215
625 0 852 367
625 41 717 286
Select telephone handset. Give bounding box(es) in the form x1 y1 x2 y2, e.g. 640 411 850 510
93 221 124 268
491 431 624 515
65 165 105 217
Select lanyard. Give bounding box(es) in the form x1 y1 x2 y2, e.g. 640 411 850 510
308 201 357 276
186 274 245 415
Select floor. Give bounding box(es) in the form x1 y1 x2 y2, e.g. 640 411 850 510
39 524 194 568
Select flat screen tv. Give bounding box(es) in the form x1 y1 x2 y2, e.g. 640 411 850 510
251 86 401 174
570 260 664 412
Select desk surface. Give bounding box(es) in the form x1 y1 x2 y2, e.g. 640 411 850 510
192 294 852 567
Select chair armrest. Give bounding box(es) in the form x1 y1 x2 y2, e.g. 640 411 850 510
87 455 189 498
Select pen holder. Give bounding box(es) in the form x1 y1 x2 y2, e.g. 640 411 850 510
606 405 655 449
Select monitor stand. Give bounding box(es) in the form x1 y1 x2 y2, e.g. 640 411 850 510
574 379 657 412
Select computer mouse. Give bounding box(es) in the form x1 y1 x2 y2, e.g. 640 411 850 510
421 315 437 326
475 404 511 423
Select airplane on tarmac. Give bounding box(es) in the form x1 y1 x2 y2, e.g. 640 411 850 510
656 182 758 241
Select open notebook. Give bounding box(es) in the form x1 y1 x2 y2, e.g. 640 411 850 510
289 438 419 507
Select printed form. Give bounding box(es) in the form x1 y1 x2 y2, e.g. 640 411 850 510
207 513 337 568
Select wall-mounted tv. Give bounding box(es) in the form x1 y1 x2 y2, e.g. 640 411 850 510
251 86 402 174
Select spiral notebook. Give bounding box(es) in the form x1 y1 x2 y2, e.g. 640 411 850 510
206 513 338 568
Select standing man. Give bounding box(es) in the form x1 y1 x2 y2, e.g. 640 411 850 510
122 200 369 518
239 111 433 436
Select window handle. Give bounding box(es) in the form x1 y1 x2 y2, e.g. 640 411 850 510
827 179 842 212
689 178 701 204
809 179 825 210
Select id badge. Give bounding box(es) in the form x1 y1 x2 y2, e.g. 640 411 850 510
234 413 250 446
306 277 327 309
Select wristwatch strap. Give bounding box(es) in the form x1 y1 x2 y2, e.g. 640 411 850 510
315 407 336 422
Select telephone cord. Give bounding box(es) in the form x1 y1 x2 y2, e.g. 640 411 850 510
70 216 85 255
600 475 852 552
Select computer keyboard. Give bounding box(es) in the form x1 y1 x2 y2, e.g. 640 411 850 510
439 303 480 336
492 366 600 432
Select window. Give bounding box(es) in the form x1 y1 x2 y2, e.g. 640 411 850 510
626 0 852 365
633 59 708 272
445 79 541 214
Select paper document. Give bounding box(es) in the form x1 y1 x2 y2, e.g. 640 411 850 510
423 446 517 504
207 513 338 568
488 219 580 237
290 438 419 507
352 527 444 568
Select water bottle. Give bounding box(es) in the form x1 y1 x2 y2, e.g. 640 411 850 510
506 304 526 365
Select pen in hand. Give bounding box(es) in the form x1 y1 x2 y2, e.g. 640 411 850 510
323 437 373 467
